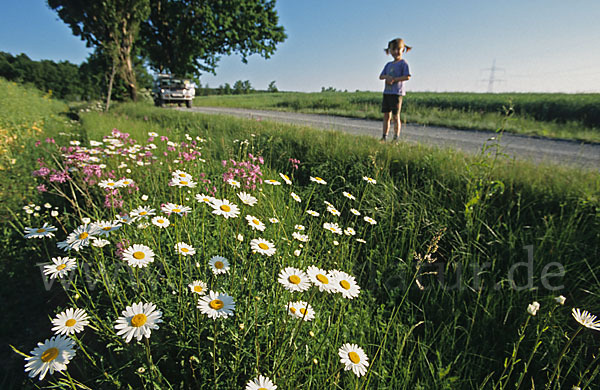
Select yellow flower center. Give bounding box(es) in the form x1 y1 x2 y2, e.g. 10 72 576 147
178 173 186 177
220 205 231 212
258 243 269 250
252 219 260 225
181 181 188 185
316 274 329 284
290 307 297 314
133 251 145 260
194 285 203 293
103 226 112 231
56 264 67 271
108 182 115 186
214 261 224 269
131 313 147 327
289 275 301 284
299 308 307 315
65 319 76 327
349 351 361 364
123 181 130 185
181 247 189 253
41 347 59 363
79 232 89 240
340 280 351 290
209 299 224 310
316 177 322 181
140 211 147 215
173 208 181 213
157 219 164 223
36 228 46 233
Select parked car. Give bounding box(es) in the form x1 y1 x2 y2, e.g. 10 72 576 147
152 74 195 108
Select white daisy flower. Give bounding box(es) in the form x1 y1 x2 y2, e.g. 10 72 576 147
197 291 235 319
350 208 361 216
51 308 90 336
342 191 356 200
129 206 156 222
246 374 277 390
170 175 197 188
151 216 170 228
23 223 58 239
171 170 193 181
306 210 320 217
91 238 110 248
56 224 101 252
24 335 76 380
175 242 196 256
227 179 241 188
188 280 207 295
295 224 305 231
327 206 341 216
293 249 302 256
209 256 230 275
527 301 540 316
161 202 191 216
98 179 120 189
116 178 134 187
307 266 336 293
279 173 292 185
278 267 311 292
43 257 77 279
210 199 240 219
323 222 343 235
114 302 163 343
338 343 369 377
122 244 155 268
250 238 276 256
238 191 258 206
287 301 315 321
572 308 600 330
269 217 280 224
362 176 377 184
265 179 281 186
148 131 159 137
292 231 310 242
237 234 244 242
364 216 377 225
356 238 367 244
290 192 301 202
330 270 361 299
245 215 266 231
344 227 356 236
92 220 122 236
310 176 327 185
195 193 215 205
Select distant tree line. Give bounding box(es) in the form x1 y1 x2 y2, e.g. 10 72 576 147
197 80 279 96
0 51 152 101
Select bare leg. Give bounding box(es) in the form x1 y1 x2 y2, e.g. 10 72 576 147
382 112 391 140
393 98 403 139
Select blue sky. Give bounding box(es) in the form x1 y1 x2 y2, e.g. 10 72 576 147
1 0 599 93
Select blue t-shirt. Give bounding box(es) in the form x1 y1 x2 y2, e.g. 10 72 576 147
380 59 410 96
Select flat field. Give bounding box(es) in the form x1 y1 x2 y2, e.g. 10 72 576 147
194 91 600 142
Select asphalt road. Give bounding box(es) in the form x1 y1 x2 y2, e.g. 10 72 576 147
179 106 599 171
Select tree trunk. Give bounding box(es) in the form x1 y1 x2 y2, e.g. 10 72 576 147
105 59 117 112
117 27 137 101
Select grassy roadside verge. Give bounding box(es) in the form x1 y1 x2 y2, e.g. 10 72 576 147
2 82 599 388
193 91 600 143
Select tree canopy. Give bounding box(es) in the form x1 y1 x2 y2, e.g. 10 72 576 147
140 0 286 76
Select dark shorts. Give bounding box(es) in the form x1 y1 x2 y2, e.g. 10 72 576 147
381 94 403 115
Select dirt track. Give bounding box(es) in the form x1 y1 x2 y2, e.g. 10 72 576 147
178 106 600 171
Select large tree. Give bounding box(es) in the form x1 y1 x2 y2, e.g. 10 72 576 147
47 0 150 101
140 0 286 76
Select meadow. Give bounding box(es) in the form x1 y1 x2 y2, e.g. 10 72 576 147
194 91 600 143
1 77 599 389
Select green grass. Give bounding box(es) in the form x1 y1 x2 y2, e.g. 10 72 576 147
193 91 600 143
2 84 599 389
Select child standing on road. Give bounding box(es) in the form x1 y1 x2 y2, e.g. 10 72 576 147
379 38 411 142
